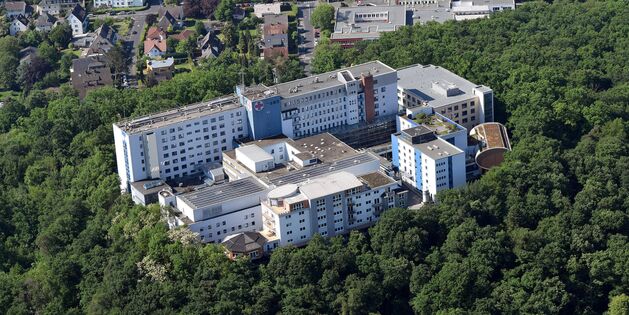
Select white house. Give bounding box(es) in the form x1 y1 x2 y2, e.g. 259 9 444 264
66 4 88 37
9 15 29 36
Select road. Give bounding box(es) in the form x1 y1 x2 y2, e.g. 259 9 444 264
297 1 316 75
91 0 164 86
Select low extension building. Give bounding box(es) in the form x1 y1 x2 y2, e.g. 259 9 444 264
330 6 408 48
94 0 145 8
469 122 511 170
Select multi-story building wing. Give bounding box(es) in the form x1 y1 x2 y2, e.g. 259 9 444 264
113 96 249 192
392 124 466 202
236 61 399 140
397 64 494 131
261 171 407 248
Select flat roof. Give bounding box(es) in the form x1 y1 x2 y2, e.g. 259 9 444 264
358 171 396 188
236 145 274 163
241 60 395 100
130 179 170 196
333 6 408 36
178 177 267 210
470 122 511 151
115 95 242 134
299 172 364 200
399 134 463 160
398 64 489 109
411 112 463 135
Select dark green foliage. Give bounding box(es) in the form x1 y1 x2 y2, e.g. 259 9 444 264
0 1 627 314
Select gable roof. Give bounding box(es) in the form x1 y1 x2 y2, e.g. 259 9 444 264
170 29 195 41
158 5 184 20
12 15 29 27
4 1 27 12
67 4 86 22
86 25 118 55
221 232 267 254
198 31 222 58
157 11 176 29
35 12 56 27
146 26 167 40
144 39 167 53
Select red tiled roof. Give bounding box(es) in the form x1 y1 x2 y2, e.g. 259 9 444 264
144 39 167 54
171 29 195 41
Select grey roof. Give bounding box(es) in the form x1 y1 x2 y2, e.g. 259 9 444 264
263 13 288 27
397 64 488 109
158 5 184 20
264 33 287 48
71 54 113 98
115 95 242 134
237 145 274 163
222 231 267 253
67 4 86 22
241 60 396 100
332 6 408 40
157 11 176 29
12 14 29 26
147 57 174 68
198 31 222 58
130 179 170 196
411 7 454 24
86 24 118 55
358 171 396 188
35 12 56 27
178 177 267 210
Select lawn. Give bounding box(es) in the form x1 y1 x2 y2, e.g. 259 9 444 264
62 48 82 57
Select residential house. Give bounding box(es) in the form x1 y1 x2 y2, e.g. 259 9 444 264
83 24 118 56
66 4 88 36
36 0 81 16
19 46 38 65
263 14 288 35
34 12 57 32
147 57 175 82
170 29 195 42
144 38 167 58
253 2 282 18
146 26 167 40
9 15 29 36
70 55 114 99
263 33 288 59
70 54 113 99
4 1 28 18
157 10 177 31
158 5 184 21
197 30 222 59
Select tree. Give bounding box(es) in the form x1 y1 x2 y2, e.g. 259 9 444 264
145 14 157 26
609 294 629 315
48 23 72 49
105 45 130 88
214 0 235 22
0 54 19 89
310 4 335 33
37 41 60 64
195 20 207 36
18 56 51 91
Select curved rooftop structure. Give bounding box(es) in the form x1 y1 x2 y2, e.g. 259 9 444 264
470 122 511 170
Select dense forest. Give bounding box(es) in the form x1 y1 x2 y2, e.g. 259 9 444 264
0 0 628 314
